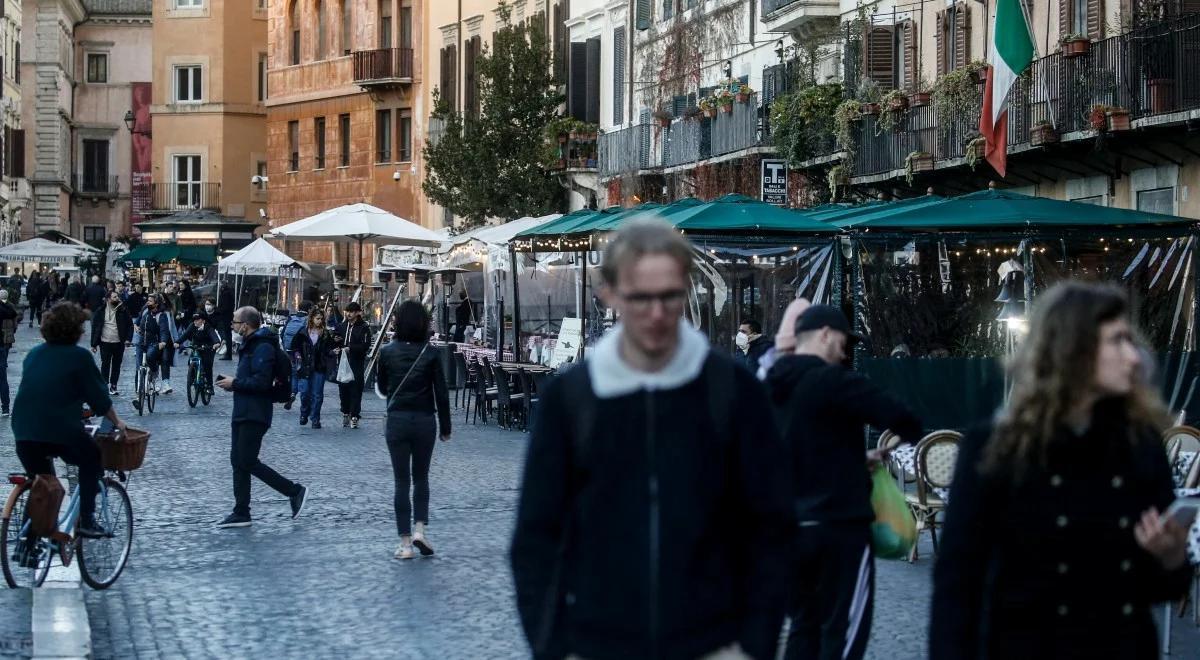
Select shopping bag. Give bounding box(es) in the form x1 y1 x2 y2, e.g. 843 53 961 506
870 464 917 560
336 351 355 383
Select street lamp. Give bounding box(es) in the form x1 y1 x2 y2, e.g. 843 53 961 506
775 40 785 64
721 60 732 79
123 110 151 136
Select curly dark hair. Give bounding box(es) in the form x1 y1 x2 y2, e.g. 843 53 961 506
41 302 90 345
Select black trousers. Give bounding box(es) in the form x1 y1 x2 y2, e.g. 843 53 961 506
230 421 299 517
99 342 124 388
16 439 102 521
785 523 875 660
29 300 43 326
385 411 436 536
218 320 233 358
338 358 366 418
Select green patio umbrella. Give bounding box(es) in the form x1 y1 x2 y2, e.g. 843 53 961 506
851 189 1198 230
668 194 833 233
826 194 949 228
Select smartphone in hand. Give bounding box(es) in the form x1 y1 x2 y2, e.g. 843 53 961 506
1165 497 1200 528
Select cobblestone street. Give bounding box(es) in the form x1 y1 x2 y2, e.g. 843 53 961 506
0 329 1198 658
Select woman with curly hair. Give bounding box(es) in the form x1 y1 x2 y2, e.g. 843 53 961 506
11 302 128 550
931 281 1191 659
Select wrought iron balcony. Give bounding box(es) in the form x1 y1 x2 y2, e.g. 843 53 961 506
71 174 119 197
148 182 221 214
599 124 653 178
353 48 414 87
761 0 840 34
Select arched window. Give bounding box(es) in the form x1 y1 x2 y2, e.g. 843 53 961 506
289 0 300 65
341 1 352 56
316 0 327 60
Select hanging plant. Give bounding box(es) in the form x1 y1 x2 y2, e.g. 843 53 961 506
770 82 844 166
699 96 719 118
877 89 908 134
932 68 984 133
833 99 862 151
828 164 850 199
965 136 987 170
904 151 933 185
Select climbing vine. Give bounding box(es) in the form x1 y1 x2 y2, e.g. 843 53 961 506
636 2 744 114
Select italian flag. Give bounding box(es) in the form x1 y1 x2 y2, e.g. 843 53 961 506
980 0 1035 177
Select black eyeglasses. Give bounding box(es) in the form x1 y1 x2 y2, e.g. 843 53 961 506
619 289 687 312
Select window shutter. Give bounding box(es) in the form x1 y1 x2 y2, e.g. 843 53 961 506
569 42 588 120
936 11 947 76
903 20 918 91
864 25 896 89
473 37 482 117
585 37 602 124
613 26 626 125
1086 0 1102 39
12 129 24 178
953 5 971 70
1059 0 1070 39
636 0 651 30
762 67 778 107
672 94 687 117
464 40 476 118
553 2 565 83
1 127 8 179
447 45 458 111
639 108 651 168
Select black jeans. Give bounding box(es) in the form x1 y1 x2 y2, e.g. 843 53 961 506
29 300 43 326
338 358 366 418
230 421 299 517
16 439 102 521
0 346 9 411
99 342 124 389
385 411 436 536
785 522 875 660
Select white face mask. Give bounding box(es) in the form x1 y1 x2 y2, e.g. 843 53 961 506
735 331 749 350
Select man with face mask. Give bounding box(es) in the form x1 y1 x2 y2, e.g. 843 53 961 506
765 305 923 660
736 319 771 375
91 292 133 396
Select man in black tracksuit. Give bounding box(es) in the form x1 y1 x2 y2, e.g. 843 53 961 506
511 220 795 660
766 305 923 660
335 301 372 429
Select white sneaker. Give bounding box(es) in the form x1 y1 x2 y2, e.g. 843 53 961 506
394 539 415 560
160 380 173 394
412 522 435 556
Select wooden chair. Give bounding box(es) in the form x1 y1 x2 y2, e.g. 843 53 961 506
905 430 962 562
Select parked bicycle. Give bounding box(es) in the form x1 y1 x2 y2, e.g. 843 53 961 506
1 414 144 589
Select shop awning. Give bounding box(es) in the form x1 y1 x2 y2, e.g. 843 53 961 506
667 194 833 233
123 244 218 267
847 189 1199 230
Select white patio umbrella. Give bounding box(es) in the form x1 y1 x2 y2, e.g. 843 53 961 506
218 238 302 309
0 237 90 263
269 203 445 283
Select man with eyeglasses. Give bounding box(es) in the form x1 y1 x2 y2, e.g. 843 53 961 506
214 306 308 529
511 220 794 660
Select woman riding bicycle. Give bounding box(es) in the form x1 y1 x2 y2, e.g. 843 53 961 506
11 302 128 542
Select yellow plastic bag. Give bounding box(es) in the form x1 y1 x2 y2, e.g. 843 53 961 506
870 465 917 560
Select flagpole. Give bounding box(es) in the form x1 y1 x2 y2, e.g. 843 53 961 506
1015 0 1055 130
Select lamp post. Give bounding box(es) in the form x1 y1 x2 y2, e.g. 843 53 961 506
123 110 151 136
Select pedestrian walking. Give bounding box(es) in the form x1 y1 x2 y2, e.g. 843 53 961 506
215 306 309 528
377 300 451 560
125 284 146 320
325 304 344 332
765 304 923 660
90 291 133 396
280 301 312 409
290 309 335 429
511 220 795 660
66 276 84 305
25 272 45 328
0 290 21 416
930 282 1191 659
11 303 128 561
735 318 771 374
84 275 106 312
335 302 371 429
216 282 234 360
453 290 474 343
180 279 196 321
178 313 222 394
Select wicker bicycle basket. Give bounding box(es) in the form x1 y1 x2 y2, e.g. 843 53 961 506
97 427 150 471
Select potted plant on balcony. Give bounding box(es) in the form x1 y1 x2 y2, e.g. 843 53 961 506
1106 106 1131 131
857 79 882 115
904 151 934 184
1061 34 1090 58
735 82 753 104
910 74 933 107
716 89 736 114
1149 78 1175 114
699 96 718 118
933 67 985 134
653 108 674 128
828 164 850 200
965 136 987 170
877 89 908 134
683 105 704 122
1087 104 1109 130
967 60 989 85
1030 121 1059 146
833 99 862 151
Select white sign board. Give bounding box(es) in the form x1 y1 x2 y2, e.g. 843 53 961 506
761 159 788 206
549 317 583 368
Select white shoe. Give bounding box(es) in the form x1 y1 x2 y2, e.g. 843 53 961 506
412 522 435 556
160 380 173 394
394 539 415 560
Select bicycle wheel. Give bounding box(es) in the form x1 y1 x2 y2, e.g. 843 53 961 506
147 378 157 413
1 484 53 589
136 368 147 416
77 478 133 590
186 365 199 408
200 377 212 406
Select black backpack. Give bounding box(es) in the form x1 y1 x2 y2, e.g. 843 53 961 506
270 345 293 404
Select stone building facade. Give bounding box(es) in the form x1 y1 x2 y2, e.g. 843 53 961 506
1 0 27 245
265 0 423 278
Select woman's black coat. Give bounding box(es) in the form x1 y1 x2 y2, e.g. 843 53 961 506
290 328 336 379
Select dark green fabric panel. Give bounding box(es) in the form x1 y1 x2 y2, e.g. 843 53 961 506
861 357 1006 431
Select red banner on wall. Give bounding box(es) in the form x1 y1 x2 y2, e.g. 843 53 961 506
130 82 152 232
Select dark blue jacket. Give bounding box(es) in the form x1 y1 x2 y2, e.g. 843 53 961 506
232 327 278 426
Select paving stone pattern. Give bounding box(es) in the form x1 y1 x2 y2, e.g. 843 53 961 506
0 327 1197 658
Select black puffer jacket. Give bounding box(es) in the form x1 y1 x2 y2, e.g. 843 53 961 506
376 340 451 435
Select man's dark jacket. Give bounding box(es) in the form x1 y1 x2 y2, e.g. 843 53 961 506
90 303 133 347
511 353 794 660
232 327 278 426
766 354 922 522
84 283 106 312
66 281 84 304
125 292 146 320
337 318 371 366
744 335 772 373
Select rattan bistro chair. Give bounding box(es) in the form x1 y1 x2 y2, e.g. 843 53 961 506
879 430 916 491
1165 426 1200 463
905 430 963 562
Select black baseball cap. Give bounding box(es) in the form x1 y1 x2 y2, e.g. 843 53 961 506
794 304 864 344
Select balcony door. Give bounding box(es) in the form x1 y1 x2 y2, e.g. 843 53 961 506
82 139 109 193
174 155 202 209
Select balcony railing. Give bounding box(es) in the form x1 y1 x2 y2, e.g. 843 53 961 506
549 134 598 171
762 0 801 15
71 174 119 197
847 14 1200 178
353 48 414 85
599 124 653 178
149 182 221 213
